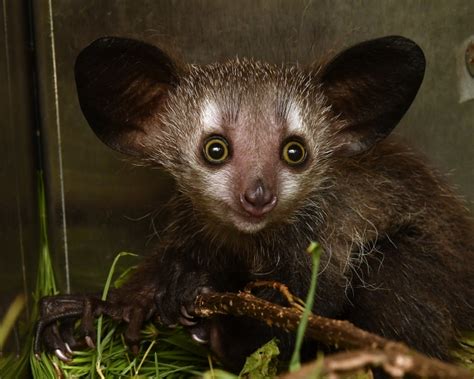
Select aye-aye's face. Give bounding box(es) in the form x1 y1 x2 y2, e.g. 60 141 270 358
154 61 335 234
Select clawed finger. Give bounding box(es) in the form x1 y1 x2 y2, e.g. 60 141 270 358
189 323 210 344
179 305 198 326
124 307 145 355
79 298 97 347
58 318 79 350
43 324 72 362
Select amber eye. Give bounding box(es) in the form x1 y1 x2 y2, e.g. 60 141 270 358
282 140 307 166
203 136 229 164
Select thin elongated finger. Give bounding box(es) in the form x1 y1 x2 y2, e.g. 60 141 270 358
79 298 97 346
42 324 72 362
124 307 145 354
155 289 179 326
58 318 78 349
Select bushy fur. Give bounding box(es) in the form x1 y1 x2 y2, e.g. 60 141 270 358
116 58 474 365
42 36 474 374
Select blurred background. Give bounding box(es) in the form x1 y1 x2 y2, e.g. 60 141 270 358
1 0 473 354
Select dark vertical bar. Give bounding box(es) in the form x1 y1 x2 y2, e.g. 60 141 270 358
0 0 39 353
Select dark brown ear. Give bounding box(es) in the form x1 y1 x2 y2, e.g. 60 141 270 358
75 37 180 156
319 36 425 156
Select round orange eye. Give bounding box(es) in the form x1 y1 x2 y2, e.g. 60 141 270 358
282 140 307 166
203 136 229 164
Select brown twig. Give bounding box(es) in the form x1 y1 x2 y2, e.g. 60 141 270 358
244 280 306 311
280 348 469 379
193 281 472 379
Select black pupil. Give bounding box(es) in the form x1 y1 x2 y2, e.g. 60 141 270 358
288 144 303 162
208 142 225 160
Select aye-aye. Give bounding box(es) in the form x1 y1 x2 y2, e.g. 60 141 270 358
35 36 474 371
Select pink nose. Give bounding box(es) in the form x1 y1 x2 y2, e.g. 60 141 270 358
240 180 277 216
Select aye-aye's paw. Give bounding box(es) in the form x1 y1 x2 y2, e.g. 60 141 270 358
154 270 215 338
34 293 156 361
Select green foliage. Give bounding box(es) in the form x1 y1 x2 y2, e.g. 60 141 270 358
0 173 58 378
239 338 280 379
33 323 211 378
203 369 240 379
0 295 26 351
203 339 280 379
289 242 321 372
454 332 474 373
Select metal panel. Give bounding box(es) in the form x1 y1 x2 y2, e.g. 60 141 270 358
0 0 39 351
31 0 473 292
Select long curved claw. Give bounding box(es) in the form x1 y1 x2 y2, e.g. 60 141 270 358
64 343 74 355
179 317 198 326
189 323 210 344
54 348 71 362
85 335 95 349
59 318 79 350
179 305 198 326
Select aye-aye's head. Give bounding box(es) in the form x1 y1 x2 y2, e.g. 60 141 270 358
75 36 425 234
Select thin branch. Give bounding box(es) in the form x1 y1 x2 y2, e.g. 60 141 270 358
193 283 472 379
280 349 468 379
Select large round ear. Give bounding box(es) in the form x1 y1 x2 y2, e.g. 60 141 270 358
319 36 425 156
75 37 180 156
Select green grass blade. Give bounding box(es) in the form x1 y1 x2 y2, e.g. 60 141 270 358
0 295 26 350
289 242 321 372
96 251 137 378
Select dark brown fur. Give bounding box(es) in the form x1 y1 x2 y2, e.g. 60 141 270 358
113 136 474 366
36 36 474 376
